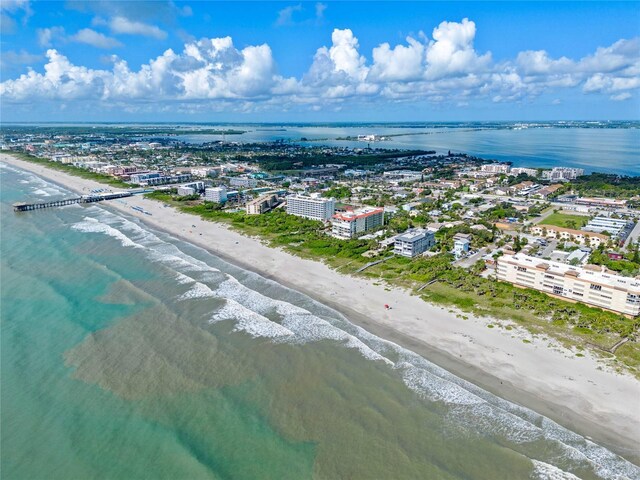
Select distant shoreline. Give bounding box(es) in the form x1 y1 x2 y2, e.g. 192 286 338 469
2 152 639 465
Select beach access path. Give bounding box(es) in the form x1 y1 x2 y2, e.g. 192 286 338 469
3 153 639 462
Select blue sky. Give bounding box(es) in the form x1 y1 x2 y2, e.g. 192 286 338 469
1 1 639 121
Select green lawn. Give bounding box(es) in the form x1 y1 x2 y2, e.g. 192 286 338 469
538 212 588 229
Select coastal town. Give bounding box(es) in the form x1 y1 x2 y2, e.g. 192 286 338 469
5 127 640 343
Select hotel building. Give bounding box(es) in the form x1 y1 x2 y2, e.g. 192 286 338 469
331 207 384 239
496 253 640 317
286 195 336 221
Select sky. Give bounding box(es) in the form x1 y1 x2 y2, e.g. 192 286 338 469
1 1 639 122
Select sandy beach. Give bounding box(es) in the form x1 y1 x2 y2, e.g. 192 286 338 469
3 153 639 462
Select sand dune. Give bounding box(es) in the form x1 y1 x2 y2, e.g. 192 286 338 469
3 152 639 462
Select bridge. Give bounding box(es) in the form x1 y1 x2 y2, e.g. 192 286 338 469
13 191 133 212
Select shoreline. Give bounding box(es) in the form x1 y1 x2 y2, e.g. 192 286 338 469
3 153 639 464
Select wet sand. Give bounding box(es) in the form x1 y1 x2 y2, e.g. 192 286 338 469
3 153 639 463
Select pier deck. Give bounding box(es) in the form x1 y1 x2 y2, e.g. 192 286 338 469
13 192 133 212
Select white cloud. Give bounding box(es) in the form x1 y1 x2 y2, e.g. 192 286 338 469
70 28 122 49
369 37 425 82
425 18 491 80
2 20 639 114
37 26 66 47
109 16 167 39
610 92 632 101
306 28 368 88
275 2 327 26
0 37 290 103
0 0 32 33
315 3 327 20
275 4 302 26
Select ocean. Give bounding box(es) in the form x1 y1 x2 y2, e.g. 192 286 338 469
173 124 640 176
1 163 639 479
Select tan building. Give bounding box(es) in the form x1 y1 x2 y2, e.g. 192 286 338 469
496 253 640 317
531 225 608 247
331 207 384 239
533 184 562 199
246 193 279 215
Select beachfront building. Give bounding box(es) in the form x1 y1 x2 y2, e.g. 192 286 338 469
177 181 205 196
453 233 471 257
205 186 227 203
331 207 384 239
246 193 279 215
496 253 640 317
129 172 192 186
583 217 633 239
531 225 608 247
394 228 436 258
286 194 336 221
177 186 195 196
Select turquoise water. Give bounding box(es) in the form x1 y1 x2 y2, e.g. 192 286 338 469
1 163 639 479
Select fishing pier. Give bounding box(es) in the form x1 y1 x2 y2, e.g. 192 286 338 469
13 191 133 212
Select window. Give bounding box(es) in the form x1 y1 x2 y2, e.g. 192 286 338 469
590 284 602 291
517 266 527 272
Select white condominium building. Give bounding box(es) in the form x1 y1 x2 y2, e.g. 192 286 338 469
542 167 585 181
331 207 384 239
480 164 510 173
394 228 436 257
286 194 336 221
204 186 227 203
509 167 538 177
496 253 640 317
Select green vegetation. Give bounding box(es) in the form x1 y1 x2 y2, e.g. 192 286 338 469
241 150 432 172
572 173 640 200
10 152 133 188
143 191 640 375
539 212 589 229
323 186 351 199
589 244 640 277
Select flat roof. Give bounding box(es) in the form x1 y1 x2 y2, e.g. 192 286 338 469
501 253 640 292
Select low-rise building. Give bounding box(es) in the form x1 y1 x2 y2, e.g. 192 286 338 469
394 228 435 257
496 253 640 317
453 233 471 257
286 194 336 221
531 225 608 247
533 184 563 199
575 197 627 208
331 207 384 239
583 217 633 239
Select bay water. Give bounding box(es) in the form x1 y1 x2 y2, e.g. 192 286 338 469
1 163 638 479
